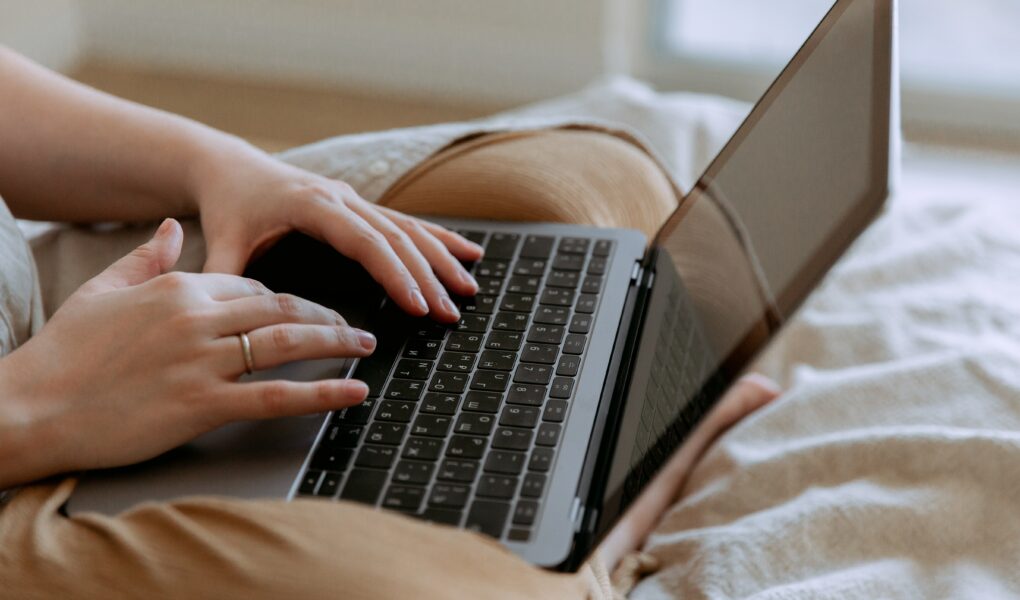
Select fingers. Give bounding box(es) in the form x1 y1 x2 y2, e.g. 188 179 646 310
703 374 781 434
378 208 479 297
344 199 461 323
378 206 484 262
212 293 346 336
82 218 183 294
212 323 376 374
222 379 370 421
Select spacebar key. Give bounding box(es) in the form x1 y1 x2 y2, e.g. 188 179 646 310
352 320 405 396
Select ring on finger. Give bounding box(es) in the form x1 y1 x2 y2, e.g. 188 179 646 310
238 332 255 374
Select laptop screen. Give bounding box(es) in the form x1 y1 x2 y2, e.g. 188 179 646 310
596 0 894 531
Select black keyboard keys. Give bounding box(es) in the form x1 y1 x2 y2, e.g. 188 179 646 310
499 405 541 429
446 332 483 353
477 474 518 499
528 324 565 345
356 445 398 469
470 370 510 392
539 288 574 307
521 343 558 364
383 485 425 512
534 306 569 326
563 333 586 355
485 450 526 475
341 468 388 504
446 435 487 458
519 235 555 259
478 350 516 371
429 372 468 394
506 384 545 407
514 364 552 385
403 437 443 461
410 414 453 438
466 500 511 538
437 351 476 373
492 427 533 451
385 379 424 401
485 331 523 351
485 233 520 260
462 391 502 413
430 483 471 509
592 239 614 256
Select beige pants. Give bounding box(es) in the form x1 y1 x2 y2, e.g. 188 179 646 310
1 131 680 599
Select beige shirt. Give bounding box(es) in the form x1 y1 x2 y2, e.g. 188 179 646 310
0 194 44 358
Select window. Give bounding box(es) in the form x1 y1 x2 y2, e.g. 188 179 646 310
640 0 1020 140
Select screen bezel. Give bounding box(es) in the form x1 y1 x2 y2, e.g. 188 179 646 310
580 0 895 562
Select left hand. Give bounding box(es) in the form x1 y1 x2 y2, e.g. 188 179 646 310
193 147 483 323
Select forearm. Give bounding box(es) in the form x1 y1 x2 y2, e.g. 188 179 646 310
0 354 63 489
0 46 260 222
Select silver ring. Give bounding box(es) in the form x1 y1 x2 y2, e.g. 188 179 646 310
238 332 255 374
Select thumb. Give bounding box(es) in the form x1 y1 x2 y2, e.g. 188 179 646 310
84 218 183 293
202 235 249 275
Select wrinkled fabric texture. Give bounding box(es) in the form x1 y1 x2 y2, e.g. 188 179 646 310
0 195 43 357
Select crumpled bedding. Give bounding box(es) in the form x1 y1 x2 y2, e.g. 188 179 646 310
21 78 1020 597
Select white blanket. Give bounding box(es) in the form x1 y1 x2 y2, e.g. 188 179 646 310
23 78 1020 597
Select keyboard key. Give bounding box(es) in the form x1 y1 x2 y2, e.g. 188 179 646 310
521 343 558 365
385 379 425 401
403 339 442 360
446 333 483 353
382 485 425 512
519 235 555 259
394 359 433 380
574 294 598 315
458 294 497 315
513 500 540 526
552 253 585 271
466 500 511 538
563 334 586 355
547 270 580 289
470 370 510 392
311 446 354 471
356 445 398 469
454 412 495 436
534 306 569 326
317 471 342 497
506 384 546 406
492 427 533 451
421 392 460 415
410 322 449 340
352 353 397 398
556 355 581 377
429 372 468 393
514 364 552 385
528 448 554 472
587 257 608 276
539 288 574 307
438 459 479 482
429 483 471 509
527 324 565 345
476 277 503 296
484 450 526 475
402 436 443 461
446 435 487 458
462 391 502 413
474 260 508 279
366 423 406 446
500 405 541 429
508 528 532 542
536 423 562 447
477 474 518 499
410 414 453 438
478 350 516 371
543 399 568 423
493 312 529 332
550 377 575 399
521 473 547 497
506 275 541 295
299 470 322 495
499 293 536 313
376 400 415 423
485 331 523 351
458 230 487 246
485 233 520 260
421 508 463 526
569 314 592 335
456 314 490 333
592 239 614 256
392 460 434 485
437 351 476 373
558 237 590 255
581 276 603 295
512 260 545 277
340 468 388 504
339 398 377 424
324 423 364 448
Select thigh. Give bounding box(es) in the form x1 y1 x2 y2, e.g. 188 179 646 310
378 130 679 239
0 479 589 600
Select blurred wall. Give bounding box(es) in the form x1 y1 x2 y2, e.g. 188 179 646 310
0 0 81 70
3 0 615 106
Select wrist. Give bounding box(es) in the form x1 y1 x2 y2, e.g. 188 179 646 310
0 354 65 488
184 128 269 212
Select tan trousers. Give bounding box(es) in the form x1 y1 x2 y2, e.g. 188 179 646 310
0 130 678 600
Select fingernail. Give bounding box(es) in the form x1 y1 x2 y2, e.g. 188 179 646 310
470 241 485 256
156 218 173 237
442 296 460 319
354 329 376 351
459 268 479 292
410 289 429 313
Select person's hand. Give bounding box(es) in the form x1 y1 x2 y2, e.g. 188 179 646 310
0 219 377 489
191 146 484 323
597 374 781 570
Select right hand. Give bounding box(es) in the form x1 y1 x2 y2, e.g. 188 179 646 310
0 219 374 488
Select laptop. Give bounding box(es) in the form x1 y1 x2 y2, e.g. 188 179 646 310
68 0 897 571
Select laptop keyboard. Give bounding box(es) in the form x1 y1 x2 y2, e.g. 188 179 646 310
295 231 614 542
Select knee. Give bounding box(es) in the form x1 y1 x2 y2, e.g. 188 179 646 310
380 129 677 238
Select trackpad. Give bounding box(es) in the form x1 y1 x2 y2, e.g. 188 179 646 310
65 358 346 516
